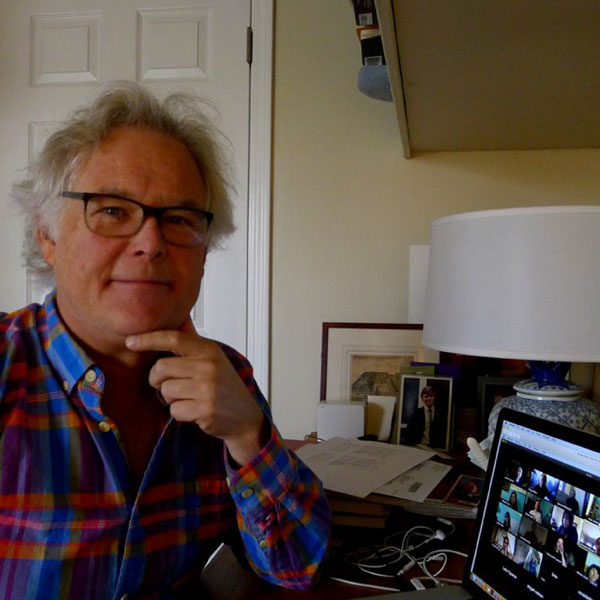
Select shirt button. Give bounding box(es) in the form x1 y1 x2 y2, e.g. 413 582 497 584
259 539 268 549
62 380 69 391
85 370 97 383
241 488 254 499
98 421 111 433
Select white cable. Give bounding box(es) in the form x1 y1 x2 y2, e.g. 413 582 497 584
356 545 412 576
385 525 433 549
343 545 386 567
404 528 440 552
418 552 448 581
397 554 418 575
436 517 456 537
420 549 469 586
339 522 463 585
358 565 395 578
424 549 468 562
344 544 404 569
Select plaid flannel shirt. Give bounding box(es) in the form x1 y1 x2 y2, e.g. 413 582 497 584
0 293 330 599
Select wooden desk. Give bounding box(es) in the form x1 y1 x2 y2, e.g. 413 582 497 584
200 517 474 599
199 543 391 599
198 443 477 598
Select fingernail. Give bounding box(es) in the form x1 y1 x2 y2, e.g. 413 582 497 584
125 336 139 349
156 389 168 406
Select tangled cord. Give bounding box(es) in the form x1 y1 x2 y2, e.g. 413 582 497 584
331 520 466 592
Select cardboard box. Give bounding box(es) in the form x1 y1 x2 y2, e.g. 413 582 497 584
359 32 385 66
317 402 365 440
351 0 378 27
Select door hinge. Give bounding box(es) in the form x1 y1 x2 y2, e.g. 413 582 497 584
246 26 253 64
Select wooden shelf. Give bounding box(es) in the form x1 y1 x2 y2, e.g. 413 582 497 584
376 0 600 157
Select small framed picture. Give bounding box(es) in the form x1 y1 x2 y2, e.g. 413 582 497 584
477 376 521 438
320 323 439 403
398 374 453 451
445 474 485 507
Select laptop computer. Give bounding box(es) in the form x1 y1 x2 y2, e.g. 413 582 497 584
355 407 600 599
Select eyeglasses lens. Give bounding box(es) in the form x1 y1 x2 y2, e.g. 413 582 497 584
85 196 209 246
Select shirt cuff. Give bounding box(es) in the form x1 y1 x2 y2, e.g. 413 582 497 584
224 421 295 511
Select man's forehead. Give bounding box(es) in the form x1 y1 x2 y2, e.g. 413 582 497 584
81 125 199 169
71 126 207 206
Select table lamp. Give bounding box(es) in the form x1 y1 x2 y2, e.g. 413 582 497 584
422 206 600 440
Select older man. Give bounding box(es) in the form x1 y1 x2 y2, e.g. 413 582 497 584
0 83 330 599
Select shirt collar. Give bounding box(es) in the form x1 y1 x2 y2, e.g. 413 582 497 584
42 290 94 395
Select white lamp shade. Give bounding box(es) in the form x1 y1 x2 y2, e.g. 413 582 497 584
422 206 600 362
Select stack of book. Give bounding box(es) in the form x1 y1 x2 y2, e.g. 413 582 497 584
326 470 483 528
294 436 485 529
329 494 392 529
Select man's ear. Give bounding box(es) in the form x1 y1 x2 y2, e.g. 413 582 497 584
37 228 56 267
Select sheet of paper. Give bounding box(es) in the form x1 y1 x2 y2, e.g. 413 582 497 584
374 458 451 502
296 437 434 498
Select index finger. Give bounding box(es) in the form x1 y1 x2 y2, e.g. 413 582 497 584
125 324 208 357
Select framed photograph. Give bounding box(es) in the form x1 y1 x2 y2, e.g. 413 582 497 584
477 376 521 438
398 374 453 451
320 323 439 403
445 474 485 507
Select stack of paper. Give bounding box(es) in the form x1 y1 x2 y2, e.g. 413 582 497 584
296 437 479 525
296 437 436 498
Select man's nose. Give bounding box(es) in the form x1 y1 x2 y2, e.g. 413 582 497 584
130 216 165 257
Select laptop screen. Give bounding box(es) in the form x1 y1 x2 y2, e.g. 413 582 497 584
463 408 600 600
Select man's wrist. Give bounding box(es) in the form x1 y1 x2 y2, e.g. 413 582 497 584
225 413 270 467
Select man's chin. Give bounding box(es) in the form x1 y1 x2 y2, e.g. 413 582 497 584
115 314 186 337
123 322 182 337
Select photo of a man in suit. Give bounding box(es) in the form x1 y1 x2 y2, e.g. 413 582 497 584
405 384 449 449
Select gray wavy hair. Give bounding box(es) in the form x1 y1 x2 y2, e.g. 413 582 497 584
12 81 235 286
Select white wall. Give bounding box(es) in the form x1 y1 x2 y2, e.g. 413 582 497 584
270 1 600 438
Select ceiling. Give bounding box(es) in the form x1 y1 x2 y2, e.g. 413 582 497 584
375 0 600 157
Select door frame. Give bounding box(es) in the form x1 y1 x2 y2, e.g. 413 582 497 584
247 0 272 394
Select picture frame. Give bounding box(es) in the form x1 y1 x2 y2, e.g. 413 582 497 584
320 323 439 403
477 375 521 438
397 374 453 451
445 474 485 507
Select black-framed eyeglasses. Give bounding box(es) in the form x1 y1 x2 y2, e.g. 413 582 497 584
61 191 214 247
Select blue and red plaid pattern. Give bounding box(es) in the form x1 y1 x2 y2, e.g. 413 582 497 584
0 293 330 599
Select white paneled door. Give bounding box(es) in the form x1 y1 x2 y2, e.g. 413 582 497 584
0 1 270 377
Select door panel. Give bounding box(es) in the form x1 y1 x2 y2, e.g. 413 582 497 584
0 0 250 353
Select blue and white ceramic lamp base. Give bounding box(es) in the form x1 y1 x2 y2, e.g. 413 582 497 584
487 380 600 438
